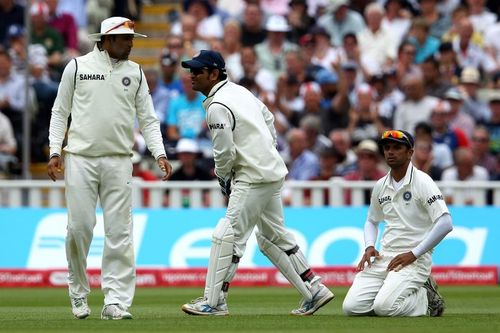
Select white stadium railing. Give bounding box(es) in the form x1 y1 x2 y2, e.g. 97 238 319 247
1 178 499 208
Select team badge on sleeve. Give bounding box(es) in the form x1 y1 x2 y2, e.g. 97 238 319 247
403 191 412 201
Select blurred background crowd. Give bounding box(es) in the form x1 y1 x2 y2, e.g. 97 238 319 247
0 0 499 206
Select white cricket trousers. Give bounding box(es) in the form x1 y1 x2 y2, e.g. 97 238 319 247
343 252 432 317
64 153 135 308
227 179 296 258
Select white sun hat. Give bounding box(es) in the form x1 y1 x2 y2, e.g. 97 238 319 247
88 16 147 42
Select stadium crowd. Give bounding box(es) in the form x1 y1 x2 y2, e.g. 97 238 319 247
0 0 499 205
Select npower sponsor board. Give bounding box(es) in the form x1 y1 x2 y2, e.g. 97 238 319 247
0 207 499 269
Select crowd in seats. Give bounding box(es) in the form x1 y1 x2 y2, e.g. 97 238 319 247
0 0 499 206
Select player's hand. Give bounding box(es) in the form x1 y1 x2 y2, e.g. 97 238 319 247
157 156 172 181
47 155 62 181
217 173 232 197
387 251 417 272
357 246 381 271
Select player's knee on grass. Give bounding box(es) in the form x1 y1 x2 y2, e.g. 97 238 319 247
372 297 396 317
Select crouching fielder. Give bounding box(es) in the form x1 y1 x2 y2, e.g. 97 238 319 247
343 130 453 317
180 50 334 316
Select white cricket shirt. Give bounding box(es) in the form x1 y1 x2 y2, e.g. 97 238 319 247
368 163 450 253
202 79 288 183
49 45 166 159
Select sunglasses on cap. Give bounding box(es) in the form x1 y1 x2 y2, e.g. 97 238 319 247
105 20 135 34
381 130 408 140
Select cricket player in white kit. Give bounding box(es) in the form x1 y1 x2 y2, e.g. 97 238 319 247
180 50 334 316
47 17 172 320
343 130 453 317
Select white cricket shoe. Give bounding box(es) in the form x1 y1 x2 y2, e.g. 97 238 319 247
291 277 334 316
181 297 229 316
423 276 445 317
71 297 90 319
101 304 133 320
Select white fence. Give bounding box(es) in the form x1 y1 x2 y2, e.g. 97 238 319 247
1 179 499 208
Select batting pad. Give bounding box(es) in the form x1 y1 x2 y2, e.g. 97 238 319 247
205 218 235 307
256 232 312 301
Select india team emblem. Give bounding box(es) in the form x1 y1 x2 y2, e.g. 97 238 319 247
122 76 131 86
403 191 412 201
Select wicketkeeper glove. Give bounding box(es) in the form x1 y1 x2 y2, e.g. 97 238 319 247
217 174 232 197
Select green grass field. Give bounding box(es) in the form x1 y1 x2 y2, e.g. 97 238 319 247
0 286 499 333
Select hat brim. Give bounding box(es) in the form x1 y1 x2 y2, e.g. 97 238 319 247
181 59 206 69
88 32 147 42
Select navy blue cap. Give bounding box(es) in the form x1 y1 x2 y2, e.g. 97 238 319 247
181 50 225 71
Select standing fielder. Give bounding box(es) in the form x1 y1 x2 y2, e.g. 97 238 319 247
343 130 453 317
47 17 172 320
180 50 334 316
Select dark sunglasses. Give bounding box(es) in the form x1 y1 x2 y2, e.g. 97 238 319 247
190 68 207 76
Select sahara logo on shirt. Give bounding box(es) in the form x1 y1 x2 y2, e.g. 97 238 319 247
378 196 391 204
79 73 105 80
427 194 444 205
208 123 227 130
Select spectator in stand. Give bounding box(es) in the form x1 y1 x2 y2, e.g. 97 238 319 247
420 56 452 99
286 0 316 44
218 19 243 82
441 147 489 205
452 17 496 74
0 0 24 46
470 125 497 178
441 6 483 46
255 15 299 79
347 83 383 146
430 99 469 151
412 137 443 180
484 19 500 70
174 14 209 58
309 25 339 74
317 67 350 134
317 0 365 47
357 3 397 76
381 0 412 46
466 0 497 37
299 114 332 156
376 67 405 129
343 139 386 205
285 128 320 180
444 87 475 139
436 42 461 86
414 121 454 170
394 41 422 83
159 48 183 98
0 110 16 176
406 17 441 64
459 66 490 123
485 91 500 155
306 146 341 206
394 73 438 134
239 45 276 94
276 75 304 123
166 71 206 145
0 48 32 158
329 128 357 175
170 138 213 181
145 68 171 136
29 1 64 77
239 2 266 47
181 0 224 41
418 0 451 39
131 150 158 207
46 0 79 60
